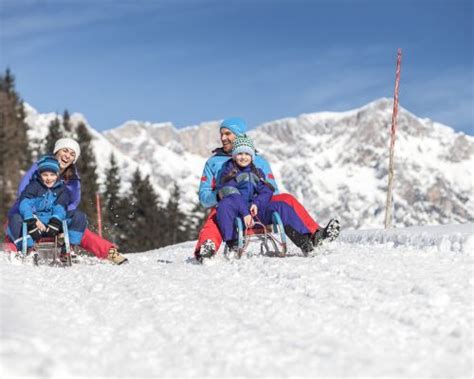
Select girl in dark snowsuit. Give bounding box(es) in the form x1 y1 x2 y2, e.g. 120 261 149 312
215 135 314 254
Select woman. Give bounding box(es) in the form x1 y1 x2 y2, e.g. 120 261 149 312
6 138 128 265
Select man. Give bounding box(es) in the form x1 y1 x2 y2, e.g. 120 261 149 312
195 117 340 262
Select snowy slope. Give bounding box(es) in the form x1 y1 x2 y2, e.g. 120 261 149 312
1 224 473 378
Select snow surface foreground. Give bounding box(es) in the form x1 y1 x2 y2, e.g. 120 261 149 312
1 224 473 378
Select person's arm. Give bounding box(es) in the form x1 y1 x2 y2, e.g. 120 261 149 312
52 188 70 221
254 155 279 194
216 161 244 200
18 183 39 220
198 160 219 208
67 178 81 211
253 169 275 211
17 163 38 196
43 188 70 237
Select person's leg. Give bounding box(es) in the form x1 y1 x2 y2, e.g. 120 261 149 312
266 201 313 254
271 193 319 234
67 210 87 246
68 210 110 259
79 228 114 259
3 236 18 252
194 208 223 258
3 218 18 252
6 213 33 251
265 201 310 235
215 198 240 242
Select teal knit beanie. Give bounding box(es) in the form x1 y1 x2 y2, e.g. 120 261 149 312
220 117 247 137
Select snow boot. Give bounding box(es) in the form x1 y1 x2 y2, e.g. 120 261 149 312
226 239 239 251
197 239 216 263
107 248 128 265
224 239 243 259
312 219 340 247
284 226 314 256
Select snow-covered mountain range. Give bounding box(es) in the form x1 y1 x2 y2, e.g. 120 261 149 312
24 98 474 229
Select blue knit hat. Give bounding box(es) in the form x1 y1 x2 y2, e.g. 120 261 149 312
220 117 247 137
37 155 60 174
232 135 255 161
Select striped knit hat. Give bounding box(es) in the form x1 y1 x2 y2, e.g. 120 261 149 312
232 135 255 161
37 155 60 174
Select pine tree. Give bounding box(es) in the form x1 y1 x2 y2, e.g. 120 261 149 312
162 183 189 246
62 109 72 133
103 153 121 243
0 69 31 228
75 122 99 228
119 170 164 253
44 116 62 155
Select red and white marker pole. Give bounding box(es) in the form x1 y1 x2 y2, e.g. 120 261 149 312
384 48 402 229
96 192 103 237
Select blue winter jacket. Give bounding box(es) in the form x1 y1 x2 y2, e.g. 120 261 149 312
10 160 81 215
216 159 274 217
198 147 278 209
17 174 70 224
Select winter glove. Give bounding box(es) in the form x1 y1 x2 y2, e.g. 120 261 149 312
44 217 62 237
26 218 42 241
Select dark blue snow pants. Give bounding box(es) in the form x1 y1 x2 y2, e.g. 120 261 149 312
7 210 88 250
216 200 310 242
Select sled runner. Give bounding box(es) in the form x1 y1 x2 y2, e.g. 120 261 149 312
224 211 287 259
18 220 74 267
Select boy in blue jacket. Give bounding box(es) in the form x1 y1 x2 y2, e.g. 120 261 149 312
7 156 71 251
216 135 314 254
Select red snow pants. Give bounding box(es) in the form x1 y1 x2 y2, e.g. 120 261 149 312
80 228 114 259
194 193 319 257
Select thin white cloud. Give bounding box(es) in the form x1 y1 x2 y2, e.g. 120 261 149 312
1 1 164 50
3 4 103 40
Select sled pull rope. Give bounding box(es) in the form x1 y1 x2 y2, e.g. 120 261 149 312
243 215 267 255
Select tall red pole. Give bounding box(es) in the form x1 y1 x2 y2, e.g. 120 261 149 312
96 192 103 237
384 48 403 229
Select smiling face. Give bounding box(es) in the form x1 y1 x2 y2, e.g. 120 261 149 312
54 148 77 171
234 152 252 168
220 128 238 153
40 171 59 188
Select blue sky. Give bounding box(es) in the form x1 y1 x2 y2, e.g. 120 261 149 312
1 0 472 135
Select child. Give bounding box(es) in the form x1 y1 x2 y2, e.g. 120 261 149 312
7 155 70 252
211 135 315 260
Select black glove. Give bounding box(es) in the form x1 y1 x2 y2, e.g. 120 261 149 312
44 217 62 237
26 218 42 241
